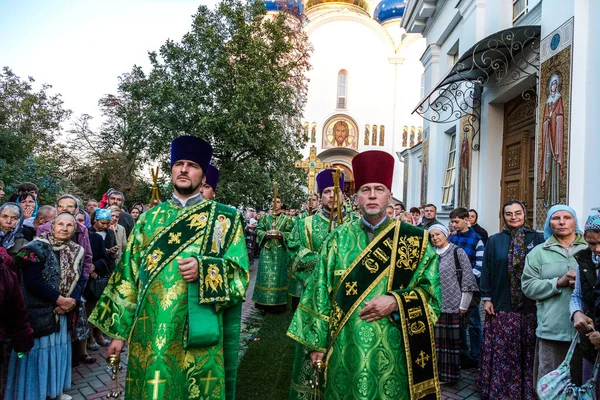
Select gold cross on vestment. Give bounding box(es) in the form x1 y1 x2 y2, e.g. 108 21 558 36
168 232 182 244
416 351 430 368
294 145 331 197
138 310 150 333
98 301 111 319
201 370 218 394
147 370 166 400
345 281 358 296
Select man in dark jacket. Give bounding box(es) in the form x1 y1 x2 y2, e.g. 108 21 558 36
418 203 441 229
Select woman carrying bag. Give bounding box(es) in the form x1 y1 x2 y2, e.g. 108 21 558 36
429 224 478 383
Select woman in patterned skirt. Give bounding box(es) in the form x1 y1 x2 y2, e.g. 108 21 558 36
478 200 544 399
429 224 478 383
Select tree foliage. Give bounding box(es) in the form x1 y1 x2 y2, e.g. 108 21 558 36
0 67 73 204
121 0 312 208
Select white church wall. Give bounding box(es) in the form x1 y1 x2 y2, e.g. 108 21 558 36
302 17 395 155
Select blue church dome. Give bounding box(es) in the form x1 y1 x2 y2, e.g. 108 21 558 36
264 0 305 17
373 0 406 24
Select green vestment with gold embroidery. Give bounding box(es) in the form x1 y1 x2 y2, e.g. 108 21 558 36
89 199 250 400
287 218 442 400
252 212 294 306
287 210 355 399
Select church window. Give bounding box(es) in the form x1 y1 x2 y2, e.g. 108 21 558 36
337 70 348 109
304 122 309 143
441 132 457 206
513 0 527 23
372 125 378 146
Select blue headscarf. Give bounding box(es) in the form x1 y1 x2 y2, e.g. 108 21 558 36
94 208 112 221
0 202 25 250
543 204 583 240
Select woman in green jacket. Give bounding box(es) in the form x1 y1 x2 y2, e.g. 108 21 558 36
522 204 587 385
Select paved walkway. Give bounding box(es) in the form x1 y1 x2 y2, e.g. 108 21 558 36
67 260 481 399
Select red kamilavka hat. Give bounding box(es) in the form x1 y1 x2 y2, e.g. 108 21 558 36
352 150 395 190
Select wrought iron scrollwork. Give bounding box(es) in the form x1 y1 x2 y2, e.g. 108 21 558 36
414 26 541 151
416 80 481 150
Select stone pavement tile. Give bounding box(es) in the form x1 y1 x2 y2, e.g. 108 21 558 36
442 392 468 400
86 389 113 399
456 387 476 398
78 385 96 397
68 393 86 400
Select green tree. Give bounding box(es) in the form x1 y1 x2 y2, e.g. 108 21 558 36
0 67 73 202
122 0 312 208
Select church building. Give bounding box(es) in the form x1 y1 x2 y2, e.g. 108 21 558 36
400 0 599 231
265 0 425 199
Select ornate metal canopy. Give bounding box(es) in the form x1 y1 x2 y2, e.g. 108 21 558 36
413 25 541 150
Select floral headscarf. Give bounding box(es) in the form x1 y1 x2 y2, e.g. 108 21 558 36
36 212 81 296
0 202 25 250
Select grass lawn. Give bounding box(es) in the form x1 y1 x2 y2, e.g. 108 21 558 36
236 308 296 400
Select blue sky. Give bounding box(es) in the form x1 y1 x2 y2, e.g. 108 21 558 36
0 0 219 131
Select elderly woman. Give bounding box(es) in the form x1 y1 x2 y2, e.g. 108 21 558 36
522 204 587 385
429 224 478 383
398 211 414 225
5 212 86 400
477 200 544 399
570 214 600 393
108 205 126 264
0 203 28 256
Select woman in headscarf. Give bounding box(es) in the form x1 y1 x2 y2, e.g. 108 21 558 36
0 202 28 256
570 214 600 394
429 223 478 383
86 208 116 350
75 209 92 230
522 204 587 386
429 224 478 383
5 212 86 400
477 200 544 399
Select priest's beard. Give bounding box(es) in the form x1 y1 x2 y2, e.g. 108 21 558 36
174 182 202 196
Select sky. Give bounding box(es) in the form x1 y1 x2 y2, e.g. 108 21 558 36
0 0 220 132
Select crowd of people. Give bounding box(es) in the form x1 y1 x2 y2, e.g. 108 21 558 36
0 137 599 400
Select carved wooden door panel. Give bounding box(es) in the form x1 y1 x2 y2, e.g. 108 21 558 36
501 95 537 228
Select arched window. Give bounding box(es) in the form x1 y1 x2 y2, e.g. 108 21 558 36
337 70 348 109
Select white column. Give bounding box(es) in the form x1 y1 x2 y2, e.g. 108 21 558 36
569 0 600 223
420 44 442 207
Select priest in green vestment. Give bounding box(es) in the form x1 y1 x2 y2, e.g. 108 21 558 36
252 196 294 312
90 136 250 400
288 151 442 400
287 169 357 400
298 193 320 220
